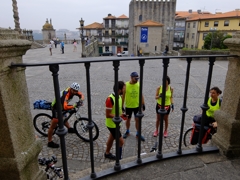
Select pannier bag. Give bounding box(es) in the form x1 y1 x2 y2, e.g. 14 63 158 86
190 123 212 145
33 100 52 110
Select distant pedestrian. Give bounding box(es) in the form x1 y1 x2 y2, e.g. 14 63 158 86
48 42 52 56
54 40 57 48
163 45 169 56
60 41 64 54
73 39 77 52
50 39 54 48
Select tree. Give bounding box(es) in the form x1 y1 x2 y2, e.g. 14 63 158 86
203 31 232 49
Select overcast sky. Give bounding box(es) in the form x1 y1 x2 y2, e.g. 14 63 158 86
0 0 238 31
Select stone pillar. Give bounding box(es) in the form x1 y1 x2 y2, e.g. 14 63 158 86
212 31 240 158
0 28 45 180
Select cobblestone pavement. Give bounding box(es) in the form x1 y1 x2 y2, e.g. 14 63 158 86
23 45 229 174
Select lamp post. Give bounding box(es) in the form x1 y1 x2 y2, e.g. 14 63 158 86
167 27 174 48
80 18 85 57
209 27 217 49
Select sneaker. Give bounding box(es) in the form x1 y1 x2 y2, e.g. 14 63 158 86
164 131 168 138
68 128 75 133
104 153 116 160
136 134 145 141
123 131 130 139
48 141 59 148
153 130 158 137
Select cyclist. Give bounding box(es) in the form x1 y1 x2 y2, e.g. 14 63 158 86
122 72 146 141
105 81 126 160
206 86 222 127
153 76 174 138
48 82 84 148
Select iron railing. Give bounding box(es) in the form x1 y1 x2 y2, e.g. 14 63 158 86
10 54 235 179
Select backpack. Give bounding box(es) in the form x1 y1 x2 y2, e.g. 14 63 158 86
33 100 52 110
190 123 212 145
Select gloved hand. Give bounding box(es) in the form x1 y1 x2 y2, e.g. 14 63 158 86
142 104 145 111
122 107 125 113
78 100 83 106
120 114 128 121
171 104 174 111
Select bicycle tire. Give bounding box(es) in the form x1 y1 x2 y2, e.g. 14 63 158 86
33 113 55 137
74 117 99 142
183 127 193 147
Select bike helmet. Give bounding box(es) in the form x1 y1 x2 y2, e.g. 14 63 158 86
70 82 80 91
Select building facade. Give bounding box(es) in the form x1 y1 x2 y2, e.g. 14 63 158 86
129 0 176 55
185 9 240 49
77 14 129 55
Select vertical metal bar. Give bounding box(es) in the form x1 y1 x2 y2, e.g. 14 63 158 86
136 59 145 164
177 57 192 154
49 64 69 180
84 62 96 178
196 57 215 152
112 60 122 171
157 58 169 159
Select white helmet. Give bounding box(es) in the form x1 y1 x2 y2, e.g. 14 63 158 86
70 82 80 91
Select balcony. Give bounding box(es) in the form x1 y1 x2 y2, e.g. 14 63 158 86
174 37 184 42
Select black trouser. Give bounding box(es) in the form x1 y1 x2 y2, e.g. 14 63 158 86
61 47 64 54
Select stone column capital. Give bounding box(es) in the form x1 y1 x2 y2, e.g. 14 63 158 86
224 31 240 55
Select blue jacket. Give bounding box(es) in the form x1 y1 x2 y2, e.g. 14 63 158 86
60 42 64 47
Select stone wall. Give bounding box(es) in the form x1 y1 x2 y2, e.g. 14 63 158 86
179 49 230 60
129 0 176 55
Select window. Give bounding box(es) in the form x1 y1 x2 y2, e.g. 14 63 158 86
205 21 209 27
186 33 189 38
139 15 142 21
192 33 195 39
224 20 229 26
191 45 194 49
186 44 188 48
203 33 208 40
187 23 190 28
214 21 219 27
193 22 196 28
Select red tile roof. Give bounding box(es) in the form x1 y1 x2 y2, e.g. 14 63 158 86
186 10 240 21
78 22 104 29
117 14 129 19
135 20 164 27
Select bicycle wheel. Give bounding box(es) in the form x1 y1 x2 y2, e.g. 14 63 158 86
33 113 54 137
74 117 99 142
183 127 193 147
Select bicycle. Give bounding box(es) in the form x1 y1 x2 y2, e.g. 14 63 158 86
183 123 217 147
33 101 99 142
38 155 63 179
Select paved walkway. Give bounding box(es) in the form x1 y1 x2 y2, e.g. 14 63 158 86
22 45 239 179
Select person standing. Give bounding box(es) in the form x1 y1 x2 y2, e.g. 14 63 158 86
48 42 52 56
153 76 174 138
105 81 126 160
122 72 145 141
60 41 64 54
73 39 77 52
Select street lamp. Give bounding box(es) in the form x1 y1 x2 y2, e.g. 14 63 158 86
80 18 85 57
167 27 174 48
209 27 217 49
